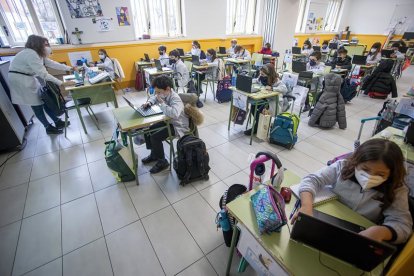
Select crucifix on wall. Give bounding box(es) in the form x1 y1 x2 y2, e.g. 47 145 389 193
72 28 84 44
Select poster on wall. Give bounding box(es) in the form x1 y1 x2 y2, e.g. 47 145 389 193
306 12 315 32
96 18 113 32
66 0 103 19
315 17 324 31
116 7 130 26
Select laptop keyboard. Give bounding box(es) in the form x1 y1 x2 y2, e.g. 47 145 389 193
137 106 159 117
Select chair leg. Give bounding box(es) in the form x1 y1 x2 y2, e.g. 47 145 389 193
85 106 100 130
64 110 68 138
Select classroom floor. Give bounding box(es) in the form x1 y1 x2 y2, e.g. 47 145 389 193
0 66 412 276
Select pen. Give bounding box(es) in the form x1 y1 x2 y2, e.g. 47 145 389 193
289 199 301 220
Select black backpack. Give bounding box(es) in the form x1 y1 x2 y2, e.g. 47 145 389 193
41 81 66 116
340 77 357 103
173 135 210 185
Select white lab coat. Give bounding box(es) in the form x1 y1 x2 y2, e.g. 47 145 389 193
97 56 115 78
172 59 190 87
8 48 71 106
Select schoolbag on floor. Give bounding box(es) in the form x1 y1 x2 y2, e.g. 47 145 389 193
173 135 210 185
216 184 247 247
41 81 66 116
215 76 232 103
340 77 358 103
269 112 300 150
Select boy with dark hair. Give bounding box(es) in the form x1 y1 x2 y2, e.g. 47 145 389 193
141 75 190 173
303 51 326 112
390 42 405 60
158 45 169 66
168 50 190 88
330 48 352 70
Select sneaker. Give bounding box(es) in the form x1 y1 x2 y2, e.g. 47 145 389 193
55 119 70 129
149 159 169 174
141 155 157 164
46 124 63 135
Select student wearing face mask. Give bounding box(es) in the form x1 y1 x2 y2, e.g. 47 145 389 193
228 39 238 57
292 139 412 244
244 64 288 135
168 50 189 88
330 34 342 48
303 51 325 112
189 40 206 59
321 40 330 54
366 42 382 65
330 48 352 70
141 76 190 173
390 42 405 60
8 35 76 134
96 49 115 78
301 40 314 57
158 45 169 67
259 43 273 55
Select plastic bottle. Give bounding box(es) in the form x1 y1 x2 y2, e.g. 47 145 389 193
218 209 231 231
231 71 237 87
149 86 155 96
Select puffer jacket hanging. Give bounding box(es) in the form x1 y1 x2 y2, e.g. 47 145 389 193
308 73 347 129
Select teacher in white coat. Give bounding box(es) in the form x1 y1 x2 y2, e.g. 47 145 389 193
8 35 75 134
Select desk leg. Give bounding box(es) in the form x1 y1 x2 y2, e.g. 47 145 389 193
166 121 174 171
113 89 118 108
275 94 279 116
225 224 240 276
128 131 139 185
250 102 258 145
197 73 201 100
75 101 88 134
228 95 233 131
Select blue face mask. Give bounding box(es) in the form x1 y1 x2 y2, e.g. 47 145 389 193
322 45 328 49
260 76 268 86
309 60 317 66
206 55 211 62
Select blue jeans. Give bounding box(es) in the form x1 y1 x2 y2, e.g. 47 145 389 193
31 104 60 128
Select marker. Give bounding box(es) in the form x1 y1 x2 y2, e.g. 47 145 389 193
289 199 301 220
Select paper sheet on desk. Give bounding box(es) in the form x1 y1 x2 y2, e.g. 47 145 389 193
233 91 248 111
395 98 414 119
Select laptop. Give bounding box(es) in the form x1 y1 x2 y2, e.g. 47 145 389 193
177 48 185 57
352 55 367 65
298 71 313 79
313 46 321 52
123 96 163 117
154 59 163 71
236 74 260 93
400 46 408 54
328 43 338 50
219 46 227 54
292 61 307 74
144 53 150 62
192 55 200 66
292 46 302 54
381 49 393 58
291 211 396 272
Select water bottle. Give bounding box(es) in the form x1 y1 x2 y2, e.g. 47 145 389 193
149 86 155 96
74 71 80 81
231 71 236 87
218 209 231 231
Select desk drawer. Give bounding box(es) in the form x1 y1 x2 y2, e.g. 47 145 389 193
237 224 290 276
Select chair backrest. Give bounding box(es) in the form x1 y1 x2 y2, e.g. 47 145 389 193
324 65 332 75
251 53 264 66
111 58 125 80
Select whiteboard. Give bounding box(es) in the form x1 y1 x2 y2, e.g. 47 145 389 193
388 3 414 34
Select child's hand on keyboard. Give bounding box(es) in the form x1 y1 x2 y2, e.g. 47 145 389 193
141 102 152 109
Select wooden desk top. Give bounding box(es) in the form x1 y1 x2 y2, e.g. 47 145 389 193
144 67 174 76
192 63 216 70
63 75 114 91
136 61 154 66
231 87 280 100
225 58 251 64
227 171 381 276
113 106 168 131
217 53 229 58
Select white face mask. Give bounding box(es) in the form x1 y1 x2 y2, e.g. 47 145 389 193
354 168 386 191
99 54 105 60
303 45 308 49
370 48 376 53
45 46 52 56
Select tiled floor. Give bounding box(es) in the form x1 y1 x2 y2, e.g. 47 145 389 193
0 66 413 276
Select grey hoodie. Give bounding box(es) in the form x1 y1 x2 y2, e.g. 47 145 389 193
299 159 412 244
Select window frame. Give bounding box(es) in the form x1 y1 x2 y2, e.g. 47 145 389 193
130 0 184 39
226 0 261 35
0 0 64 47
295 0 343 34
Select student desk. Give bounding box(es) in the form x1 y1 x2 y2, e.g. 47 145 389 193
224 58 251 72
144 67 174 87
181 54 193 61
192 63 217 98
225 171 386 276
135 61 154 88
63 75 117 134
228 88 280 145
372 127 414 164
112 106 173 185
217 53 229 58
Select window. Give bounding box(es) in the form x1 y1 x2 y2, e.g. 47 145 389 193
0 0 63 46
130 0 183 38
226 0 260 35
295 0 343 33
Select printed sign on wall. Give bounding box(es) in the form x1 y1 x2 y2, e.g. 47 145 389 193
116 7 130 26
66 0 103 19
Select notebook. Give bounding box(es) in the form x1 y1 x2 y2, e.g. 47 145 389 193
290 183 338 206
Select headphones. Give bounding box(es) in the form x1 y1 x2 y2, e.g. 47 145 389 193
250 151 284 189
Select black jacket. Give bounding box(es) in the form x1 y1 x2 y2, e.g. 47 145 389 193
330 55 352 70
361 59 397 98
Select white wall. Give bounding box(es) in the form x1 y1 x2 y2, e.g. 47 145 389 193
339 0 414 34
57 0 135 44
183 0 227 38
273 0 301 54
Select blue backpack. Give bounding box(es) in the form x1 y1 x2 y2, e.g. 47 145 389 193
269 112 299 149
